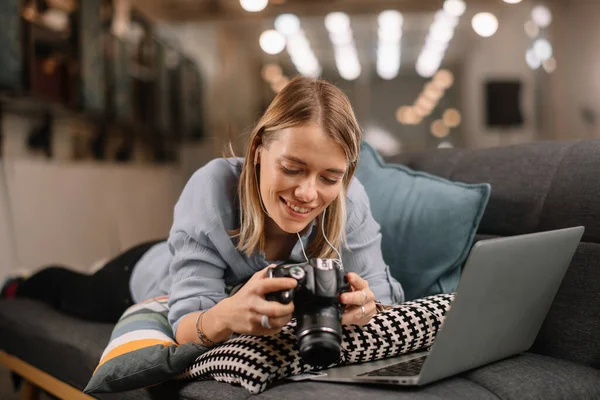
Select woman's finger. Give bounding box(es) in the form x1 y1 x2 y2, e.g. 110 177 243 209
251 296 295 317
346 272 369 290
255 276 298 295
341 288 373 306
250 264 278 281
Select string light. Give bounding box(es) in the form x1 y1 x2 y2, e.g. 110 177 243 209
431 120 450 138
274 13 321 77
325 12 361 80
443 109 462 128
377 10 403 80
416 7 463 78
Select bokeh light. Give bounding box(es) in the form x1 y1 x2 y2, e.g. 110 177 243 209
443 109 462 128
524 20 539 38
240 0 268 13
443 0 467 18
472 12 499 38
274 14 301 36
261 63 282 82
431 120 450 138
259 30 285 54
532 5 552 28
433 69 454 89
543 57 557 73
533 38 553 61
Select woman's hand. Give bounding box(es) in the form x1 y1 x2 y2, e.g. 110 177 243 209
217 265 297 336
340 272 377 326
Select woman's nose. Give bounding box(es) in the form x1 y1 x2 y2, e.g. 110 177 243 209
294 178 317 203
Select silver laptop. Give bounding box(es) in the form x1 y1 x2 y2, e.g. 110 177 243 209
306 226 584 387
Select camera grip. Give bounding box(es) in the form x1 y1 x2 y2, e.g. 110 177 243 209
265 266 296 304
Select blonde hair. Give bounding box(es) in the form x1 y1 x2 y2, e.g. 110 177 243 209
233 76 362 259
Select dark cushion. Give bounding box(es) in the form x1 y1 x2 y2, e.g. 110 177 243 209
464 353 600 399
536 140 600 243
530 242 600 369
389 139 600 243
251 378 497 400
0 299 231 400
0 299 113 392
253 353 600 400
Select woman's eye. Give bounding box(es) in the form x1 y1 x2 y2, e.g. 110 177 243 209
282 166 302 175
321 176 339 185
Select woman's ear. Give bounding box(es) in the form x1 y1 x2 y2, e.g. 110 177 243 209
254 146 262 165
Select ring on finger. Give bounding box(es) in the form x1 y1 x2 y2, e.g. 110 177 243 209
360 305 366 318
261 315 272 329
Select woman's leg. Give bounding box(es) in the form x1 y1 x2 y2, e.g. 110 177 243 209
15 239 165 323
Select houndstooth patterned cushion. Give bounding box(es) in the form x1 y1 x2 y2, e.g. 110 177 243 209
176 293 454 394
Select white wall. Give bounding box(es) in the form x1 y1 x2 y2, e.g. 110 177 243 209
1 160 182 278
1 114 41 159
548 1 600 140
459 5 538 149
0 162 18 280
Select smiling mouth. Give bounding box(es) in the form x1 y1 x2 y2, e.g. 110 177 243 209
280 197 313 214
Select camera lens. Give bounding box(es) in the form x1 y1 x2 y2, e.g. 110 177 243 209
296 306 342 367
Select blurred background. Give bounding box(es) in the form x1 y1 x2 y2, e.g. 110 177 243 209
0 0 597 280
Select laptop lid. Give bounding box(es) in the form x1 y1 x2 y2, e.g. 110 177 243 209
417 226 584 385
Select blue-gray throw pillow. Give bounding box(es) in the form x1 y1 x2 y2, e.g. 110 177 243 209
355 141 491 301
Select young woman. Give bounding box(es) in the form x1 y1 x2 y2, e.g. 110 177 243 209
2 77 404 346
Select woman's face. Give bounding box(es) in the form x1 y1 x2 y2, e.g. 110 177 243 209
257 123 348 236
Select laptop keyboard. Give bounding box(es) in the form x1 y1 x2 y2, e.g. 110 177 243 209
358 356 427 377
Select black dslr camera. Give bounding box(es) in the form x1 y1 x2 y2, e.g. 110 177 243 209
266 258 349 367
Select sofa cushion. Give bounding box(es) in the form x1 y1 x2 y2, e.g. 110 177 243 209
0 299 211 400
356 141 491 300
389 139 600 244
464 353 600 399
251 377 498 400
536 140 600 243
2 300 599 399
0 299 134 399
250 353 600 400
530 242 600 370
0 299 111 386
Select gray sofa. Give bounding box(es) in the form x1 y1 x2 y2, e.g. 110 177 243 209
2 139 600 400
